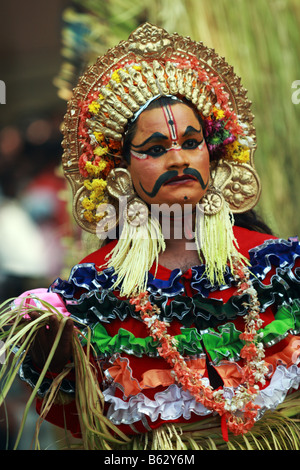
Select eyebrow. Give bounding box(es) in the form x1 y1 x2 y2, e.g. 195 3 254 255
183 125 202 136
131 125 203 149
131 132 168 148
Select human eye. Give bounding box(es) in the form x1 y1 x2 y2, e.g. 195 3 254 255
182 138 203 150
144 145 167 158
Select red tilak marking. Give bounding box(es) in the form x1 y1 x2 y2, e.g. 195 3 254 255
162 105 178 143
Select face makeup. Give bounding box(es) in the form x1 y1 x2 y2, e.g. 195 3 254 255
128 102 210 208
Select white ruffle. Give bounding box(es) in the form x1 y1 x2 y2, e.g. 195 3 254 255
103 364 300 426
103 383 213 425
254 364 300 418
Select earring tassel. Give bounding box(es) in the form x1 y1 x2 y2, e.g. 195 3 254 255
195 201 248 285
106 215 165 297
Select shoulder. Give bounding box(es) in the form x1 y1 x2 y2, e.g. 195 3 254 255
80 240 118 269
233 226 278 258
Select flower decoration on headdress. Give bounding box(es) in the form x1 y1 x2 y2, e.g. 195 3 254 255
62 23 259 230
76 58 253 223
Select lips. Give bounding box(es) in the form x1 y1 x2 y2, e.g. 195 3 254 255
164 174 197 185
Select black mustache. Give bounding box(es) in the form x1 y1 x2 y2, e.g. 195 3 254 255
139 168 208 198
183 168 208 190
139 170 178 198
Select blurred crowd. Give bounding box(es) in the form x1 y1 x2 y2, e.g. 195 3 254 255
0 113 72 303
0 112 75 449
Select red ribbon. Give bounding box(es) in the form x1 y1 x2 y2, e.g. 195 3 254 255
221 414 229 442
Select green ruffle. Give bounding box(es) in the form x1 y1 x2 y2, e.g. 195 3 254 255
90 324 204 357
259 299 300 344
88 299 300 364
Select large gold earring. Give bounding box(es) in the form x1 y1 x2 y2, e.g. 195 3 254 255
103 168 165 297
196 176 248 286
201 186 224 216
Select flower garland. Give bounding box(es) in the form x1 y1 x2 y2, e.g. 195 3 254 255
76 57 252 223
129 260 268 440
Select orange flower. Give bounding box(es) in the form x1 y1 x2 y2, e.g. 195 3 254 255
240 332 255 342
240 344 257 361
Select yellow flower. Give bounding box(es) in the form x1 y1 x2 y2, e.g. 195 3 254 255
85 160 107 177
83 210 95 223
94 132 105 143
83 178 107 193
111 68 125 82
132 65 142 71
83 180 93 191
90 178 107 195
238 148 250 163
88 100 100 114
226 141 250 163
213 107 225 120
93 146 109 157
82 198 96 211
85 162 100 176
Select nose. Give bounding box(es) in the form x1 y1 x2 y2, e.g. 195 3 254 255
165 147 190 169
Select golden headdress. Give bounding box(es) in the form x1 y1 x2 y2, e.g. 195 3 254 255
61 23 261 295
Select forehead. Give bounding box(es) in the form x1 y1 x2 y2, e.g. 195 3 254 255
134 102 201 137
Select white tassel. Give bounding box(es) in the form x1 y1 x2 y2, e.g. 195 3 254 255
195 201 248 285
106 214 165 297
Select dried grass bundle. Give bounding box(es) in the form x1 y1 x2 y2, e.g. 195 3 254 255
0 297 130 450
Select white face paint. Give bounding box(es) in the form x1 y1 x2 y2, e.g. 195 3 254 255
130 140 205 160
130 103 206 161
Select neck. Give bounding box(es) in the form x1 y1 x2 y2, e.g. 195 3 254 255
159 207 195 243
157 208 201 271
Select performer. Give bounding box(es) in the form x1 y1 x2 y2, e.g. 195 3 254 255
4 23 300 450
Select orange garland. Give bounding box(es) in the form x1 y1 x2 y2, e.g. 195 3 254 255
130 261 268 440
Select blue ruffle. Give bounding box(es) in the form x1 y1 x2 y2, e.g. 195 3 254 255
190 265 235 295
50 263 117 299
49 237 300 300
249 237 300 279
147 269 184 296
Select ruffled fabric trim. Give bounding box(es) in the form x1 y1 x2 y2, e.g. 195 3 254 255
48 237 300 330
88 301 300 365
249 237 300 279
103 363 300 427
105 354 244 399
48 266 300 333
255 364 300 419
103 382 213 426
90 322 245 363
18 354 75 397
50 237 300 299
60 288 251 331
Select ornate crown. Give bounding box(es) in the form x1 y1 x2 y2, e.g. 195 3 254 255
61 23 261 234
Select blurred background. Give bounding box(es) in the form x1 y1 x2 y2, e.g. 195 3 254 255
0 0 299 449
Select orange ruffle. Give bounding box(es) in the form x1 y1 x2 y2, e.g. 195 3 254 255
106 355 247 396
107 334 300 398
265 334 300 373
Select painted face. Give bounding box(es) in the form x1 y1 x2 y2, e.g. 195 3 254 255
127 102 210 208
